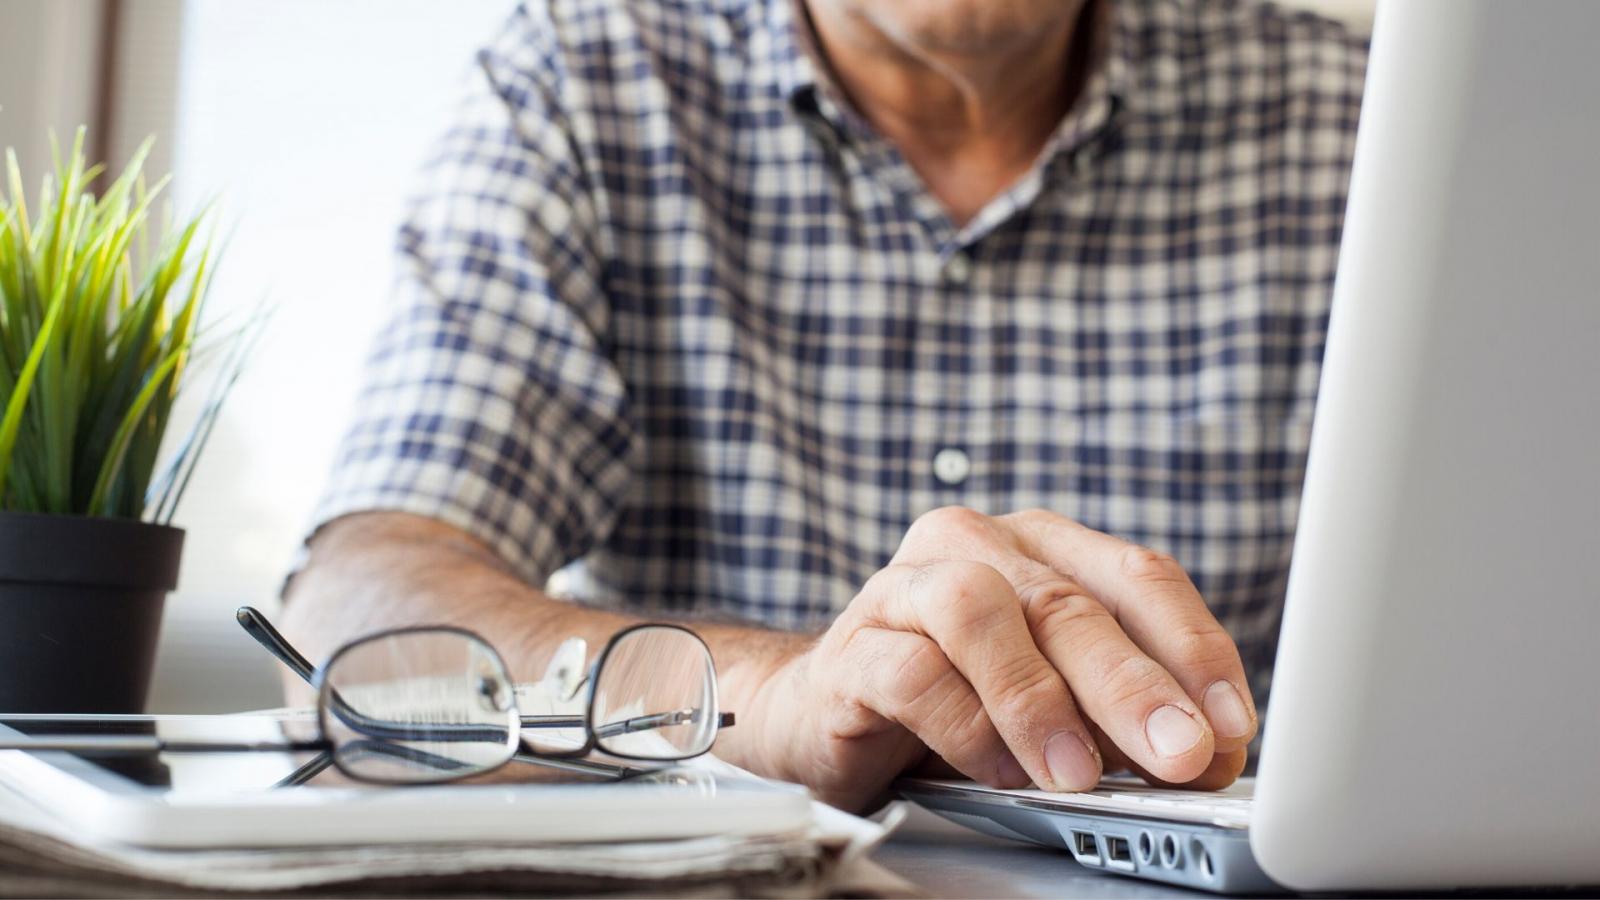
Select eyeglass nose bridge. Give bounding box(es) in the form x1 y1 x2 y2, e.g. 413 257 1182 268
537 636 592 702
475 674 513 713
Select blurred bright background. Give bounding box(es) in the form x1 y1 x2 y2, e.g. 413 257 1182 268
0 0 1374 712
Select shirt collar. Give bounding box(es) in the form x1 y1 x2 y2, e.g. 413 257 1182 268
764 0 822 109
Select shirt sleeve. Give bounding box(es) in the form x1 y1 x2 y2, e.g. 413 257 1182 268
309 5 634 586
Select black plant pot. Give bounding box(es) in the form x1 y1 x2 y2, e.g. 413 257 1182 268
0 512 184 713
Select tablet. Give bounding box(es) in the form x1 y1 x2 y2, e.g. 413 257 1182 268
0 712 811 848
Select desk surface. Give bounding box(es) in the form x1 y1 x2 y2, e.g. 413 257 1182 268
875 805 1195 898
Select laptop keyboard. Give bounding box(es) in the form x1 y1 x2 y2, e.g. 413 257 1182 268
1100 780 1254 811
921 775 1257 828
1059 776 1255 826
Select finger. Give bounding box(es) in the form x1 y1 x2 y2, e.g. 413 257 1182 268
888 510 1232 778
1007 512 1259 751
841 626 1024 788
1013 575 1217 783
1152 746 1248 787
1092 723 1135 777
866 561 1104 791
1089 721 1246 790
1122 747 1249 791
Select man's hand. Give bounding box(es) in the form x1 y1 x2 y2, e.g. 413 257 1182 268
742 507 1257 810
285 510 1255 814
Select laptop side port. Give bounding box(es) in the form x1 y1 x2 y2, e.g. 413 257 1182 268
1069 831 1102 866
1160 832 1182 868
1104 835 1136 871
1136 830 1156 866
1190 838 1216 880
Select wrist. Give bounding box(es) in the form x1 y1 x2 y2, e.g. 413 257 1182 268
704 627 812 780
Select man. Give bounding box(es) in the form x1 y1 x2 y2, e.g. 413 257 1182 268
283 0 1367 811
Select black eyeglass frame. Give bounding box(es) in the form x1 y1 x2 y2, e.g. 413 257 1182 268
530 619 727 762
237 608 735 781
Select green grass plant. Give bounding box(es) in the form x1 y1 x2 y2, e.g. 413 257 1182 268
0 128 254 523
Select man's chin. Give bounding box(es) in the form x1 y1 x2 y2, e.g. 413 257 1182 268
857 0 1091 59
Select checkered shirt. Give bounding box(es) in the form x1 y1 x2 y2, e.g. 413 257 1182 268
313 0 1368 703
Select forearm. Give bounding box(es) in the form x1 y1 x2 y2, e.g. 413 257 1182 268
279 511 810 774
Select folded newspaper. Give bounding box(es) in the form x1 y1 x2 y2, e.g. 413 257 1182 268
0 755 915 898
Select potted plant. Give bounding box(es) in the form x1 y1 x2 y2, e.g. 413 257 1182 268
0 130 254 713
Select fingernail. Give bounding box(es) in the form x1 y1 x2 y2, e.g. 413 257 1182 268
1043 731 1100 791
995 749 1028 787
1146 705 1205 757
1203 680 1254 739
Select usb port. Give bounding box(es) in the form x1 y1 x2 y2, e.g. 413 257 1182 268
1070 831 1101 865
1104 835 1135 870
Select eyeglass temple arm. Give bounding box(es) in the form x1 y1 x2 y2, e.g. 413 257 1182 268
234 605 537 745
341 738 646 781
272 747 638 789
274 749 337 788
513 752 645 779
234 607 409 744
236 606 317 685
521 711 735 733
234 607 423 747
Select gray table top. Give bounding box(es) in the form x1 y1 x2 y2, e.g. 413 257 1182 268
874 804 1198 899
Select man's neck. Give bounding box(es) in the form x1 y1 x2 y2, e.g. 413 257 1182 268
803 0 1098 227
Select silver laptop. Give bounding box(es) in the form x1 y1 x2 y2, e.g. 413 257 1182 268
898 0 1600 892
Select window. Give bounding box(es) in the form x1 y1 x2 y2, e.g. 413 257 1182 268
149 0 514 711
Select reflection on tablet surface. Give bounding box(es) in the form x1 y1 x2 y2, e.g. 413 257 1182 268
0 712 710 794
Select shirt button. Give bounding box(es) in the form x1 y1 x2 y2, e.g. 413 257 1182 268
1071 150 1093 179
943 252 973 285
932 447 972 486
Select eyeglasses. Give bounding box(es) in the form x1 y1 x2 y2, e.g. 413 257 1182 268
0 607 734 786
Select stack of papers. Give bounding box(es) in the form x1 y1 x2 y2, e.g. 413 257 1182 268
0 760 914 898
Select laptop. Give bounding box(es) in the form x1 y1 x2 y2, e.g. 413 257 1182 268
897 0 1600 892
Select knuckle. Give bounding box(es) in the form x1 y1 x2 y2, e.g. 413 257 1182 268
936 708 999 765
899 664 996 765
1120 545 1186 585
855 567 893 602
1002 507 1058 526
880 638 954 710
1097 652 1175 711
919 562 1013 631
920 673 984 733
908 505 990 544
937 560 1012 605
999 508 1067 545
857 565 911 607
1023 585 1111 639
989 659 1069 725
1166 626 1241 674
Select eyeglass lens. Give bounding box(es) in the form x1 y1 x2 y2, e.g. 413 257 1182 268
318 630 520 783
590 626 718 760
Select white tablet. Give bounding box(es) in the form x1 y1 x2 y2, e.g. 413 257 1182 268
0 712 811 848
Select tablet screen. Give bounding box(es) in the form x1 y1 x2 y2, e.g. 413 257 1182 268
0 712 614 795
0 713 811 848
